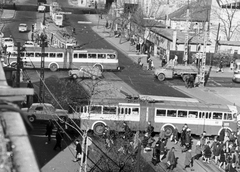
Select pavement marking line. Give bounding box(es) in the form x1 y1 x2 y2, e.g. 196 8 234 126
78 21 92 24
209 79 222 86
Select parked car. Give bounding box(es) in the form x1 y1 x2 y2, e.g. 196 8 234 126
2 37 14 47
69 67 102 80
21 103 68 122
19 23 28 32
233 73 240 83
6 44 16 53
23 41 35 48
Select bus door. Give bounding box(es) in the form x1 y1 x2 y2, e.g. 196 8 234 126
197 111 212 135
118 104 140 131
63 49 68 68
68 48 73 68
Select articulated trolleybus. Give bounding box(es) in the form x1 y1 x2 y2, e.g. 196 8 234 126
6 47 120 71
69 99 239 136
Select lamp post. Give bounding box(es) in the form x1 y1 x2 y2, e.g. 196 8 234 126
183 0 190 66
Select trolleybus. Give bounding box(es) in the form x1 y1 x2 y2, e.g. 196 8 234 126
69 99 239 137
6 47 120 71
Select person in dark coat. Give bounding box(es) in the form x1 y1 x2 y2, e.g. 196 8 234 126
45 119 54 144
212 142 221 165
160 138 166 161
53 129 63 151
219 128 226 142
123 122 132 141
203 141 212 163
73 139 82 162
167 147 176 171
152 138 161 165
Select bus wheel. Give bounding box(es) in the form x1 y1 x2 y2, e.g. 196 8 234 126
164 125 174 137
94 65 103 72
28 115 36 122
49 63 58 72
93 122 105 135
157 73 165 81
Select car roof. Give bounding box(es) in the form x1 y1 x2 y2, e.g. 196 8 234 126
19 23 26 25
31 103 54 107
3 37 13 40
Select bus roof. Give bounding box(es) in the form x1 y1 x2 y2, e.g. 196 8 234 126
88 98 233 112
25 47 64 52
73 49 117 54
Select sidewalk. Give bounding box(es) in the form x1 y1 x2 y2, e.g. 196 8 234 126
85 14 240 107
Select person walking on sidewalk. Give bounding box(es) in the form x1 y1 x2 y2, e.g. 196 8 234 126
45 119 54 144
73 139 82 162
183 149 194 171
166 147 176 172
53 129 63 151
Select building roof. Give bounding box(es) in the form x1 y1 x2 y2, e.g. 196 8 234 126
168 0 211 22
150 27 210 45
218 41 240 46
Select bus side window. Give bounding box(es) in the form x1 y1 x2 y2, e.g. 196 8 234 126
188 111 198 118
224 113 233 120
110 54 115 59
121 108 124 114
167 110 177 117
57 53 63 58
44 53 49 58
132 108 139 115
20 52 25 57
35 53 41 57
178 110 187 118
88 54 96 59
103 106 117 114
199 112 206 118
205 112 212 119
73 53 78 58
156 109 166 117
98 54 106 59
50 53 56 58
79 53 87 58
90 106 102 114
213 112 223 120
26 52 34 57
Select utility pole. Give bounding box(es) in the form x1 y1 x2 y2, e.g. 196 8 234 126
214 23 220 53
183 0 190 66
39 11 47 103
16 42 21 88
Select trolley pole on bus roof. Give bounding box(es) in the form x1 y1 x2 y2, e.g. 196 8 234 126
39 11 47 103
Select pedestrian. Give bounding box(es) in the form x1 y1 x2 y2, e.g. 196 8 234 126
203 141 212 163
72 27 76 35
45 119 54 144
172 127 179 144
217 60 223 73
152 138 161 165
180 125 188 147
73 139 82 162
182 128 192 152
159 138 166 162
122 122 132 141
138 57 143 68
53 129 63 151
166 147 176 172
213 142 221 165
219 128 226 142
146 121 154 138
183 149 194 171
188 75 195 88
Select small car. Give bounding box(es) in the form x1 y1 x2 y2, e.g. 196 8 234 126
21 103 68 122
19 23 28 32
2 37 14 47
232 73 240 83
6 44 16 53
38 5 46 12
69 67 102 80
23 41 35 48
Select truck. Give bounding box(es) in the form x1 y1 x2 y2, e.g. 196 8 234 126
154 64 198 81
21 103 68 122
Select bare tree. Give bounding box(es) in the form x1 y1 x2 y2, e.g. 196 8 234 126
211 0 240 41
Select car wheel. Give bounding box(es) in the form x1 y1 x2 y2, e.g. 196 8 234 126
72 74 78 79
49 63 58 72
28 115 36 122
93 122 106 135
157 73 165 81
